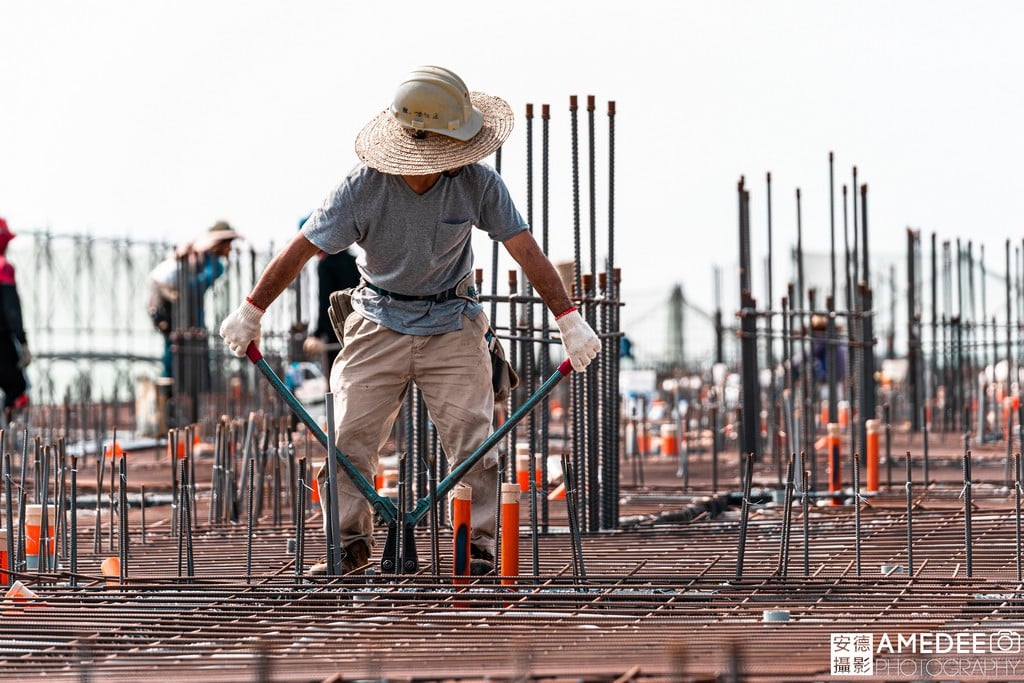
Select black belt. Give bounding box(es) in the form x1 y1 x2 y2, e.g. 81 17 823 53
364 282 461 303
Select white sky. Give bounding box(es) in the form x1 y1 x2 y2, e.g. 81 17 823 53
2 0 1023 361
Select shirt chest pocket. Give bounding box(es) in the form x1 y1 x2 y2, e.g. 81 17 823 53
432 219 473 258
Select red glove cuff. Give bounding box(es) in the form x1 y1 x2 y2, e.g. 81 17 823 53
555 306 578 321
245 296 266 313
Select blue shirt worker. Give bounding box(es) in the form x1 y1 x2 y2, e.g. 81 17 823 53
150 221 241 379
220 66 601 575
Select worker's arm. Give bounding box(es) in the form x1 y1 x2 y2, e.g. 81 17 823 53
502 230 601 371
219 232 321 357
502 230 574 314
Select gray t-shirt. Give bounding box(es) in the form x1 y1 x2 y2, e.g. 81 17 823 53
302 162 528 335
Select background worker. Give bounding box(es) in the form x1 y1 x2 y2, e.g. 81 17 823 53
302 242 361 373
149 221 242 379
0 217 31 422
219 65 600 575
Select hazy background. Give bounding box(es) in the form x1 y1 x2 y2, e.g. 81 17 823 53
2 0 1022 363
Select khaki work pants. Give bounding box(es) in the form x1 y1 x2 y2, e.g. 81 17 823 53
318 311 497 553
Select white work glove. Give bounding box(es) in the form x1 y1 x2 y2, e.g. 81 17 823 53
302 336 327 358
555 308 601 371
219 299 264 358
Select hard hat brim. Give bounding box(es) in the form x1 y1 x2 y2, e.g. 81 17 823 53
355 92 514 175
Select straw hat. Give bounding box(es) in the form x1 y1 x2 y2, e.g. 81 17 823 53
193 220 242 252
355 66 514 175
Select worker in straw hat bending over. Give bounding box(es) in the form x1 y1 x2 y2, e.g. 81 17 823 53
220 65 600 576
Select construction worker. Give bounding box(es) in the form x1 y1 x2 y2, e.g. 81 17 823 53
149 221 242 379
302 243 361 371
0 217 31 422
219 65 600 575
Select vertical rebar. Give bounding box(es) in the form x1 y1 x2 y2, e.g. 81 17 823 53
246 457 255 584
3 452 13 587
139 484 146 545
922 404 930 486
884 403 892 489
108 440 115 552
766 172 777 475
170 429 179 534
852 447 861 576
177 457 186 578
963 450 973 578
540 102 552 533
777 454 795 577
69 455 77 586
428 449 440 580
210 422 222 526
272 433 282 527
735 452 754 579
560 454 586 582
323 391 342 577
1007 240 1015 415
802 467 811 576
118 453 127 584
295 458 307 580
184 457 194 577
607 102 619 529
905 451 914 576
711 403 719 495
394 451 407 575
55 440 67 560
635 400 645 486
1015 452 1021 582
39 445 50 572
16 490 25 573
1007 399 1016 489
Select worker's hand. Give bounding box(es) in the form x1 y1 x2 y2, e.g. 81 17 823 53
219 299 264 358
16 345 31 369
302 336 327 358
555 308 601 371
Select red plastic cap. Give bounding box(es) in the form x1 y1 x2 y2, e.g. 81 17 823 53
245 342 262 363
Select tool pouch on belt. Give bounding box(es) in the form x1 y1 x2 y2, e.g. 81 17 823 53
486 327 519 402
454 272 479 302
327 287 356 349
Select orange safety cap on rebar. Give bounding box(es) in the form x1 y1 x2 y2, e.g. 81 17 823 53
865 419 880 494
452 484 472 582
104 441 124 458
660 423 679 457
4 580 40 607
500 483 520 586
100 557 121 587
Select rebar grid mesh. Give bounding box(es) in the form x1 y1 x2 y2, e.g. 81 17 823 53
4 442 1024 682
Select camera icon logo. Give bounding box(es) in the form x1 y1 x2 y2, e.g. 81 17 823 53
989 630 1021 654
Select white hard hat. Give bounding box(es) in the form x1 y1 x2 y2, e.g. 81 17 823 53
390 66 483 142
355 65 513 175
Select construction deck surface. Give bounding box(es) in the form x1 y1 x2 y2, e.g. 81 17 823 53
2 430 1024 682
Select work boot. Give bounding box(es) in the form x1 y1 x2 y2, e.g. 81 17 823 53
342 539 372 575
470 546 494 576
306 540 373 576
